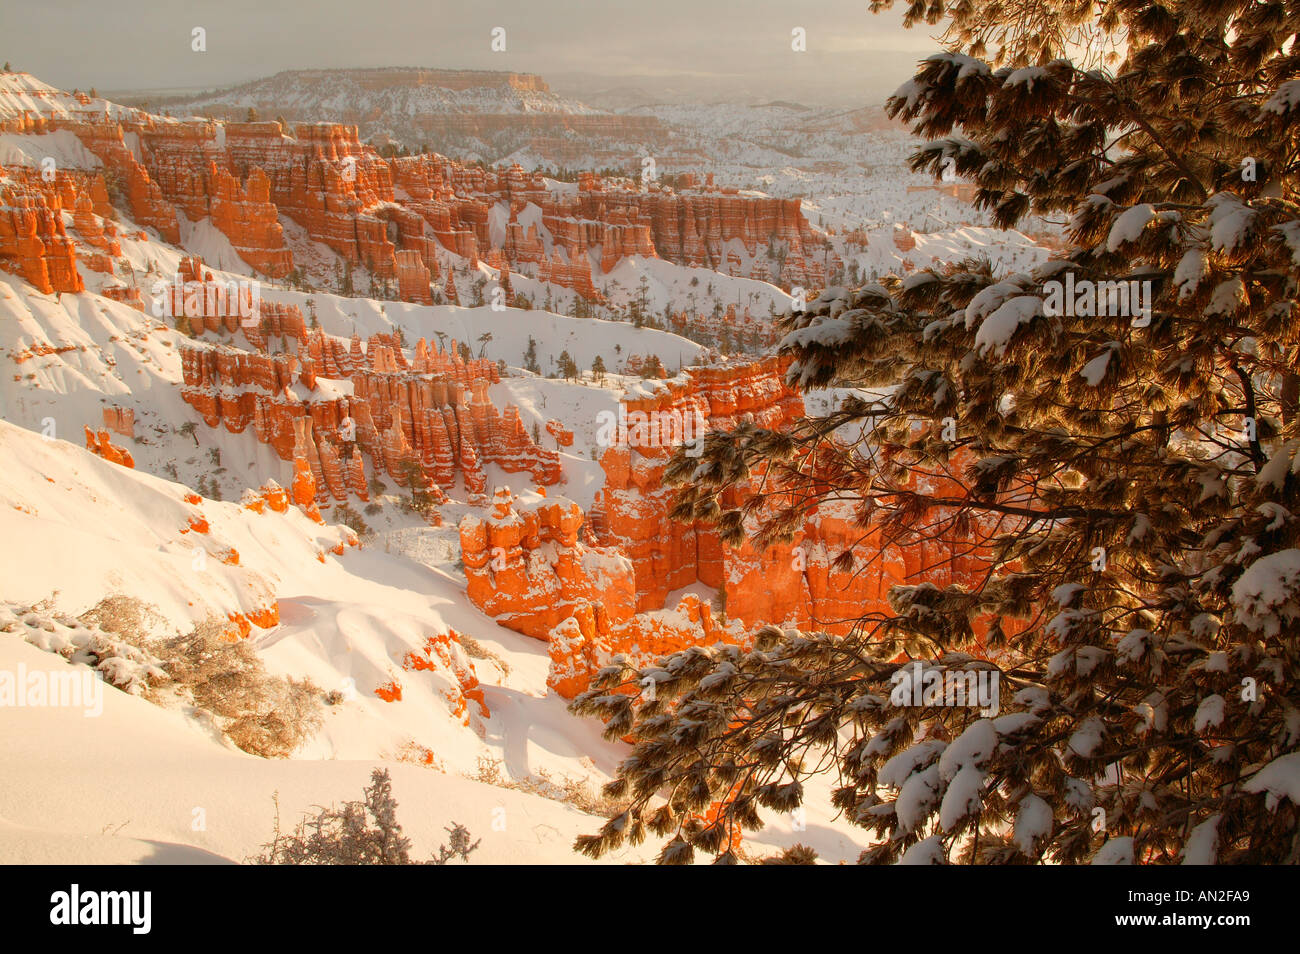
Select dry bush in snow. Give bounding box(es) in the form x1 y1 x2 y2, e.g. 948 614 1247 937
251 768 479 865
157 618 323 758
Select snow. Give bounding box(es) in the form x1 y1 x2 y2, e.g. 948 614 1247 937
937 719 997 781
176 211 254 276
0 418 868 863
1134 692 1168 734
782 315 856 350
1182 814 1221 865
0 72 140 124
898 834 947 865
1074 645 1107 676
0 384 882 863
1245 752 1300 809
891 79 926 112
925 51 992 83
1013 793 1053 855
1046 608 1092 645
1052 583 1085 606
974 295 1042 357
260 286 709 381
992 712 1039 735
1106 204 1156 251
0 636 641 865
0 130 103 170
1276 220 1300 266
1005 66 1049 90
1230 548 1300 637
1261 80 1300 116
879 737 947 788
965 283 1027 332
1172 248 1206 299
1256 502 1291 533
1115 629 1149 664
938 763 985 830
1063 776 1094 812
1013 686 1051 714
1079 344 1118 386
1092 837 1134 864
1207 194 1256 255
1067 717 1104 757
2 604 167 694
1196 467 1228 502
894 765 942 834
1205 276 1247 316
1193 694 1225 732
1255 440 1298 491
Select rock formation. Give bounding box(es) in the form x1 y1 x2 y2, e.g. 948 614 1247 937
459 356 998 698
393 249 432 304
83 426 134 468
101 406 135 439
0 167 84 294
400 629 490 726
2 98 835 296
459 488 636 640
546 594 743 699
177 280 561 502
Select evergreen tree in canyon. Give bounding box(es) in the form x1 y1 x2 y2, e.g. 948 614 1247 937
574 0 1300 863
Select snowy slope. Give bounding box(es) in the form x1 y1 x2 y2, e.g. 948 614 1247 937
0 72 143 123
0 637 648 865
0 418 869 863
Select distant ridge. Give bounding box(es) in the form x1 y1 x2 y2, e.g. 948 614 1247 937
218 67 553 94
118 66 664 158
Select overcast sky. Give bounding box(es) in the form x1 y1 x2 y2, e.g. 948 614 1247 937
1 1 943 104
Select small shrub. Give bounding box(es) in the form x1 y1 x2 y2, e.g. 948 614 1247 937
5 598 169 695
157 619 322 758
472 756 622 818
78 595 165 640
456 632 510 676
332 503 372 539
251 768 479 865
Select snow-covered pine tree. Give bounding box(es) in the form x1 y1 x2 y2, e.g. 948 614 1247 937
573 0 1300 864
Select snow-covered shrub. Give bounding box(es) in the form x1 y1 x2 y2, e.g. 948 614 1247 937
6 598 322 757
157 618 323 758
0 600 168 695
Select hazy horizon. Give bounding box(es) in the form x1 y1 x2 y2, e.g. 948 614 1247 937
2 0 943 107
